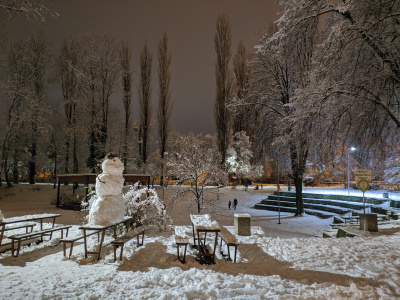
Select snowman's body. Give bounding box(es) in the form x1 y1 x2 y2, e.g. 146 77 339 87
88 156 125 226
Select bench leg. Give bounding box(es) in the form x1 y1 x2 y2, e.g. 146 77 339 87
16 240 21 257
136 231 145 246
113 245 117 262
63 241 67 257
119 245 124 261
63 241 75 259
233 245 237 263
177 243 188 263
113 244 124 262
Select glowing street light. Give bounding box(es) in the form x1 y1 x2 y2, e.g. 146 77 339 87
347 147 356 195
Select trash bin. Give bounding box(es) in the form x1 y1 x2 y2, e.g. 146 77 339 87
360 214 378 232
234 214 251 236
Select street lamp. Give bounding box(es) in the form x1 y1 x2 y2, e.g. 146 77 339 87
347 147 356 195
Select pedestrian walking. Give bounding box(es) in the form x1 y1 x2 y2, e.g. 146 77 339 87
228 200 231 210
233 198 238 210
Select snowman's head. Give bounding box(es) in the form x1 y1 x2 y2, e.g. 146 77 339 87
102 155 124 175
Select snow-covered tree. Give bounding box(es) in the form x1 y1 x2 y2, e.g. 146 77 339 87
168 133 227 214
250 19 317 215
279 0 400 163
226 131 253 179
123 182 170 230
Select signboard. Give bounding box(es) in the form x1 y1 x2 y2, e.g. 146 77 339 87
357 179 369 193
354 169 371 182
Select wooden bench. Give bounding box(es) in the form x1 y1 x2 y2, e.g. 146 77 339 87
9 225 71 257
111 226 146 262
60 231 100 258
175 236 189 264
219 226 239 263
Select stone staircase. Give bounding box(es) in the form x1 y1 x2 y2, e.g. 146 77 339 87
255 191 385 219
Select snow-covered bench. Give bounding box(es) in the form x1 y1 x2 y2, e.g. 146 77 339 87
111 226 146 262
9 225 71 257
219 226 239 263
175 236 189 263
60 231 100 258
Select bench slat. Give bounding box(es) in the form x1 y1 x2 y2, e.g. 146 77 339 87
112 226 145 244
4 223 36 232
219 227 238 245
175 237 189 244
219 226 239 263
10 225 71 240
10 225 71 257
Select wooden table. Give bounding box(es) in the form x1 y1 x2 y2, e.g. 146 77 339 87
190 214 220 264
79 216 133 260
0 213 61 246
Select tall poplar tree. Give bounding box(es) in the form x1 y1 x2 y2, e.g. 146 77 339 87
214 14 234 167
120 41 132 172
138 41 153 165
157 32 173 184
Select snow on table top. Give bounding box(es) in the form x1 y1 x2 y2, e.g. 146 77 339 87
190 214 220 229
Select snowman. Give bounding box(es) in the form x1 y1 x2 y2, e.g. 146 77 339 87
88 153 125 226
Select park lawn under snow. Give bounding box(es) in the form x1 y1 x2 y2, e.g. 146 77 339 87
1 221 400 299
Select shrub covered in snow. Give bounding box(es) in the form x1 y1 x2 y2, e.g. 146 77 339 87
123 182 171 230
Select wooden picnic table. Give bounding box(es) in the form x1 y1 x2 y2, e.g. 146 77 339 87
79 216 133 260
190 214 220 264
0 213 61 246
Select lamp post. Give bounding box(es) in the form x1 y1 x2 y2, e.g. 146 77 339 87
347 147 356 195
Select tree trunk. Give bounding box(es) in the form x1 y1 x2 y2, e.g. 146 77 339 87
12 148 18 183
294 175 304 216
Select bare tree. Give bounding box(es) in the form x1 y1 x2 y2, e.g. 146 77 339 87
232 41 251 135
119 41 132 172
214 14 234 167
27 31 50 184
58 37 80 175
0 40 30 187
157 32 173 185
79 33 120 171
138 41 153 166
0 0 58 22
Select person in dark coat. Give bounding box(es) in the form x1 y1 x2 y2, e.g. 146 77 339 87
228 200 231 210
233 198 238 210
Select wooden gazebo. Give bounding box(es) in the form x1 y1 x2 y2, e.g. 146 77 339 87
56 173 151 207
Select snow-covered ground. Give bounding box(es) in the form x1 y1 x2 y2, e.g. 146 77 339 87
1 185 400 299
1 221 400 299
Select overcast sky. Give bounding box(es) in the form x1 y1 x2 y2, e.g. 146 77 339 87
5 0 281 134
